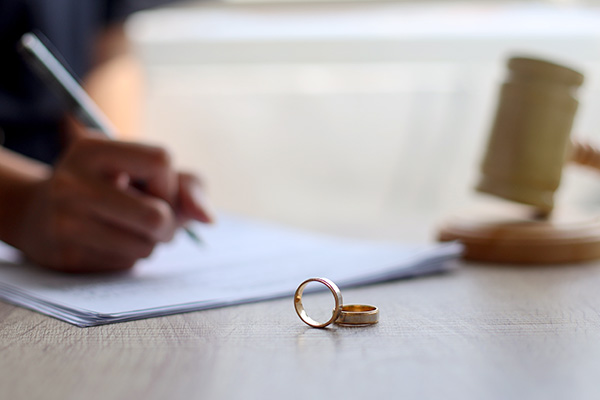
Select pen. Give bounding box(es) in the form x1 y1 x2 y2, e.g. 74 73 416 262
18 31 203 246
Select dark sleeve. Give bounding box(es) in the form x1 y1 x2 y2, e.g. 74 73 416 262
105 0 179 23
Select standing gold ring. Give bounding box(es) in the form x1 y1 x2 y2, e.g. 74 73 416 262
335 304 379 326
294 277 343 328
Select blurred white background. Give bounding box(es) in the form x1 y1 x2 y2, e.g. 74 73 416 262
126 1 600 240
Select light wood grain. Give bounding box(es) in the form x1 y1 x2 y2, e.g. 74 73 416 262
3 260 600 400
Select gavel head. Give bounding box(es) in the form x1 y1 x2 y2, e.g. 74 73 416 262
476 56 584 213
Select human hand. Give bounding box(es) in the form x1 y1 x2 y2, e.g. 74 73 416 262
15 137 212 273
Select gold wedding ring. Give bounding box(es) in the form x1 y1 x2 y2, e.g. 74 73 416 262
294 277 379 328
294 277 343 328
337 304 379 326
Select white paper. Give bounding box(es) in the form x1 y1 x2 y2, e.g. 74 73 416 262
0 214 462 327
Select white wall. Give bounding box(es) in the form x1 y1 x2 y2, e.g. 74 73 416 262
127 2 600 239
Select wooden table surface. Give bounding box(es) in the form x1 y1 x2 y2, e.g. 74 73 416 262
3 255 600 400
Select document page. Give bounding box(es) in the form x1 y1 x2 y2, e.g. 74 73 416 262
0 214 462 326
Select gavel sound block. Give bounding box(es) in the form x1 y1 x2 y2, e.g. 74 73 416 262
438 57 600 264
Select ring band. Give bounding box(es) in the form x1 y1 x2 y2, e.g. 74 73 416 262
335 304 379 326
294 277 343 328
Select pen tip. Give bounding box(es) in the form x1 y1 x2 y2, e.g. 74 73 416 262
185 228 204 246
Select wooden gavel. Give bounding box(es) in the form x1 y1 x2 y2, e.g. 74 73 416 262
439 56 600 264
475 56 595 215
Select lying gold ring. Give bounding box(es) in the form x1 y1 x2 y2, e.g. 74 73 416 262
294 277 343 328
335 304 379 326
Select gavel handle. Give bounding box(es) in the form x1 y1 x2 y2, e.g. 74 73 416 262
571 140 600 170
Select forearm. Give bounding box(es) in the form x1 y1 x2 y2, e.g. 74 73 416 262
0 148 50 247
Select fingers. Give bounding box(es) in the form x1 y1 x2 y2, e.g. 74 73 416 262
50 163 177 243
82 179 178 243
62 137 177 203
73 216 156 261
58 137 181 242
175 172 214 225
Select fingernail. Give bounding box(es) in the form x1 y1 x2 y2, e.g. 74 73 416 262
191 184 215 224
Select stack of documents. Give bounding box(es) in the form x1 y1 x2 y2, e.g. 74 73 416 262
0 215 462 327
